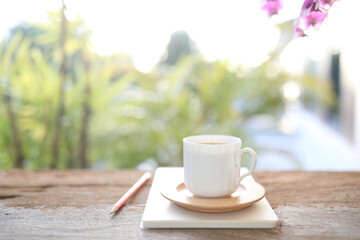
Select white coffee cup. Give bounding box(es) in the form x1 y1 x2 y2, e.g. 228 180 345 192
183 135 257 198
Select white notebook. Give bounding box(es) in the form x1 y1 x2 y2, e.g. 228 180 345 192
141 167 278 229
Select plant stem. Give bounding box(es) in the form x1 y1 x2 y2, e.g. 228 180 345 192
51 1 67 169
4 87 24 168
78 50 91 169
79 84 91 168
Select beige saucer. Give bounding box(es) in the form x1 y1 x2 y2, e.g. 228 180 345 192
160 180 265 213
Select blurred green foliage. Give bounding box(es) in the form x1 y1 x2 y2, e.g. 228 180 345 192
0 10 334 169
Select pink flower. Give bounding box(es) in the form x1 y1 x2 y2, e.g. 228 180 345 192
302 0 316 10
261 0 283 18
261 0 340 38
300 11 327 29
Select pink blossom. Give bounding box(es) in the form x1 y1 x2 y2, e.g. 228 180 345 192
261 0 283 18
300 11 327 29
261 0 340 38
302 0 316 10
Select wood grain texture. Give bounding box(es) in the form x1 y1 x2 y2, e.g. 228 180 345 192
0 170 360 240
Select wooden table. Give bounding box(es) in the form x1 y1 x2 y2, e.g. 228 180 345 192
0 170 359 239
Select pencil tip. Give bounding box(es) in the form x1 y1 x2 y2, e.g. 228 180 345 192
109 212 114 216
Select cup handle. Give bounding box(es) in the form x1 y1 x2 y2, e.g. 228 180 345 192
235 147 257 185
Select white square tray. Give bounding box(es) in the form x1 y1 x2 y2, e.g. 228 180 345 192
141 167 278 229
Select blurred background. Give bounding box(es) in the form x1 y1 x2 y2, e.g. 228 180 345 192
0 0 359 171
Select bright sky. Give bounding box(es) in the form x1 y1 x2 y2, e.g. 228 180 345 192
0 0 355 73
65 0 286 71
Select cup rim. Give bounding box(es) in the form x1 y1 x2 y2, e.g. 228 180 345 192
183 135 241 146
